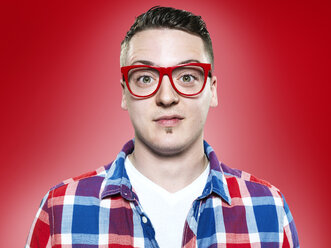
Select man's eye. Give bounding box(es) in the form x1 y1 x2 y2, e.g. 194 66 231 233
138 76 152 84
181 74 195 83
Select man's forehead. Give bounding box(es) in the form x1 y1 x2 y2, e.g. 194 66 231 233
125 28 209 66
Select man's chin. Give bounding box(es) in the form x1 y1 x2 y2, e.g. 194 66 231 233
146 138 187 157
135 129 199 156
151 145 185 157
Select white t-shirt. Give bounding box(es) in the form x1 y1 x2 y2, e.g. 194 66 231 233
125 157 209 248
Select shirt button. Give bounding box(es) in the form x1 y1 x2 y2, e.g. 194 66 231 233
142 216 148 223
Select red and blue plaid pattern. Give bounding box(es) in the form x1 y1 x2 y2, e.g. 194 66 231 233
26 140 299 247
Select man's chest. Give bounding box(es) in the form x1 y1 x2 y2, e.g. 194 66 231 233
50 196 283 247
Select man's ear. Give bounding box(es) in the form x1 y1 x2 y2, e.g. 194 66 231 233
121 79 128 110
210 75 218 107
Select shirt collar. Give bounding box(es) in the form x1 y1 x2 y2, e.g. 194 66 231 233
101 139 231 205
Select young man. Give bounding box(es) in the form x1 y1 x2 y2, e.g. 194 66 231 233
26 6 299 248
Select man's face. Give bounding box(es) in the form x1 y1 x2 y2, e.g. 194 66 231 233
121 29 218 156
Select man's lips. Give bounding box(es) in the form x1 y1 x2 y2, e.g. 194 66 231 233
153 115 184 127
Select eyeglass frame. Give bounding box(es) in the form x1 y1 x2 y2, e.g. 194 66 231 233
121 62 212 98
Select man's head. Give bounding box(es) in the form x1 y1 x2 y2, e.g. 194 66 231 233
120 6 214 68
120 7 218 156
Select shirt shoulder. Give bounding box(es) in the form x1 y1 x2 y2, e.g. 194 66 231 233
220 162 282 199
46 162 113 199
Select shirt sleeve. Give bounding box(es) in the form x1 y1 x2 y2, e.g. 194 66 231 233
25 191 52 248
281 193 300 248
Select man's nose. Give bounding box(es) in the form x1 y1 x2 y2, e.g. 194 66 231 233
155 75 179 107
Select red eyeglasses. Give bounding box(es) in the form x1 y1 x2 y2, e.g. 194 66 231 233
121 63 212 98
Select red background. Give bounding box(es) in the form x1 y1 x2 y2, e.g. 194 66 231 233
1 0 330 247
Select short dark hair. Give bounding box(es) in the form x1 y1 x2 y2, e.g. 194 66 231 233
120 6 214 68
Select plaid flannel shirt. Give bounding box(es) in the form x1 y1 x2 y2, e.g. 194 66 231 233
26 140 299 247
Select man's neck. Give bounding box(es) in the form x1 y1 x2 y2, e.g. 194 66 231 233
128 137 208 193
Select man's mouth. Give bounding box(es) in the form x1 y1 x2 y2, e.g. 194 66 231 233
153 115 184 127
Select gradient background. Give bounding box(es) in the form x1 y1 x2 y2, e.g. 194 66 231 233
1 0 330 247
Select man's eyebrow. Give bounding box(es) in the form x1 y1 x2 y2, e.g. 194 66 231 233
177 59 201 65
130 60 155 66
